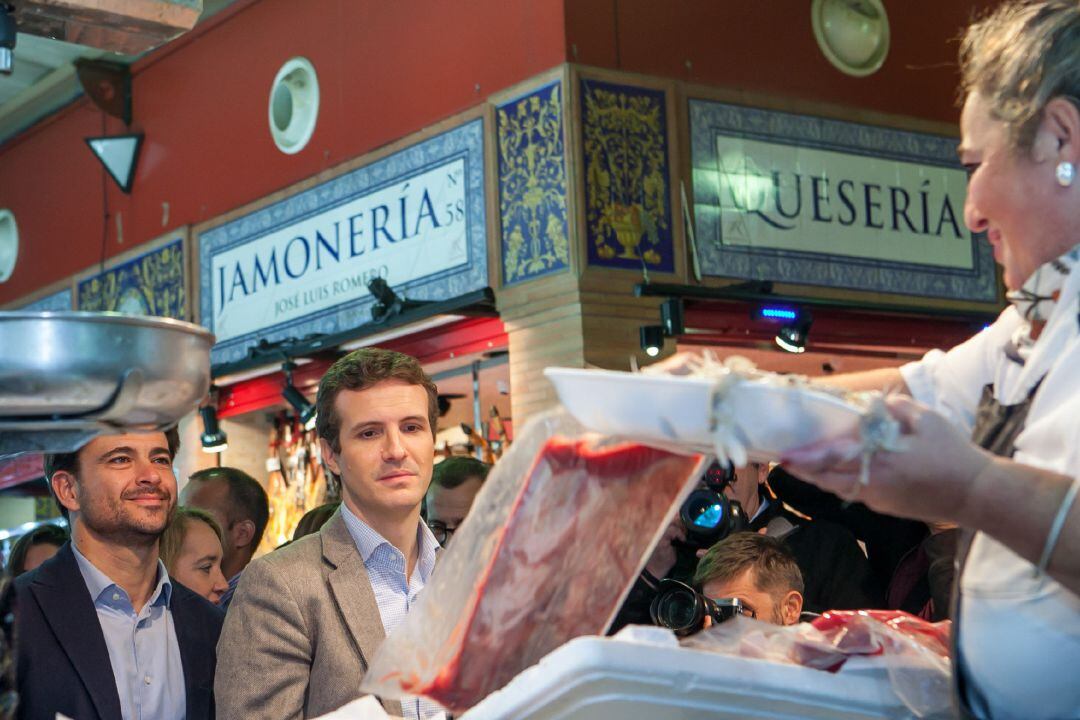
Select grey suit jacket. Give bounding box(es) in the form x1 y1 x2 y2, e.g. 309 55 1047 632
215 511 404 719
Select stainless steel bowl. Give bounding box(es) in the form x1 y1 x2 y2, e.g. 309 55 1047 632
0 311 215 425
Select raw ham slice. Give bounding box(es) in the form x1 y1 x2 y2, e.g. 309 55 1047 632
405 437 701 712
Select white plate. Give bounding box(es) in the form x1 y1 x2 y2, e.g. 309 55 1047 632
544 368 863 460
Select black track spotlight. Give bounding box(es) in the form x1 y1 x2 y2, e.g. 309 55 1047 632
775 309 813 354
282 362 318 431
660 297 685 336
640 324 665 358
199 405 228 454
0 5 16 76
368 277 404 323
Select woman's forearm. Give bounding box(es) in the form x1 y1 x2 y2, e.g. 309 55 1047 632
962 457 1080 596
813 367 911 395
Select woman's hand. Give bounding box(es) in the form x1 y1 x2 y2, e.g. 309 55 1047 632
781 395 994 525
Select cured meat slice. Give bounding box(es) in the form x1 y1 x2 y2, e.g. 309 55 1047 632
407 437 702 712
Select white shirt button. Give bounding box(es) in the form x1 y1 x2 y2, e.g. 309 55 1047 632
144 675 152 685
112 592 120 601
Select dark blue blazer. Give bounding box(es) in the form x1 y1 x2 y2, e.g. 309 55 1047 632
13 542 224 720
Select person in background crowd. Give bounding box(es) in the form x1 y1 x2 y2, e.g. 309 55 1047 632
0 578 15 720
216 348 444 720
5 523 68 577
613 461 877 634
767 466 956 620
695 532 805 626
730 462 881 613
159 507 230 605
182 465 269 609
292 502 341 541
14 428 223 720
424 456 490 546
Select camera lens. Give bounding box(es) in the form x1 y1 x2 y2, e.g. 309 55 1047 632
678 461 749 551
685 493 725 530
679 488 731 549
650 580 706 636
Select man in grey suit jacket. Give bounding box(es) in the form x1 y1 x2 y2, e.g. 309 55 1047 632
216 348 444 719
214 509 403 718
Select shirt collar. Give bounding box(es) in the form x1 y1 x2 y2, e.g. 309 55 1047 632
750 495 770 524
71 541 173 608
1005 242 1080 360
340 502 440 571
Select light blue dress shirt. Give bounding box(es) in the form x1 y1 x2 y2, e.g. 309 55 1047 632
218 570 242 610
72 543 186 720
340 503 444 720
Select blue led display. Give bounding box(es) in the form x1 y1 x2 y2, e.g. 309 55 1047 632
760 307 798 321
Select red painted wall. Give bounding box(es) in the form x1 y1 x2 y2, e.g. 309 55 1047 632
2 0 998 307
0 0 566 305
565 0 996 126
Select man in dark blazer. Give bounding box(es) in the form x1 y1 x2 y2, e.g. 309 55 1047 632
13 428 224 720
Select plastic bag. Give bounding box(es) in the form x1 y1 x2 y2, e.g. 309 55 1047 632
639 352 905 482
683 610 952 718
360 409 705 713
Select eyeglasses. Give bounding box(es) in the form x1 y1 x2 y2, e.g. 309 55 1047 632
426 520 456 545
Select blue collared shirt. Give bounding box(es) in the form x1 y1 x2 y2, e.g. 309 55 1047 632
340 503 444 720
72 543 186 720
218 570 242 611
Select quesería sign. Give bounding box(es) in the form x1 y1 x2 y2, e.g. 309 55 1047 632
689 100 997 302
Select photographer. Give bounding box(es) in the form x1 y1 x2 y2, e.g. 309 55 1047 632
610 462 739 633
694 532 805 626
647 532 808 636
736 463 882 613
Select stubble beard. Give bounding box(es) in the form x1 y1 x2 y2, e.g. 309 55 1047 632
80 493 174 548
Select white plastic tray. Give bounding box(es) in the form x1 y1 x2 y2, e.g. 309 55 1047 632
544 368 863 460
461 634 909 720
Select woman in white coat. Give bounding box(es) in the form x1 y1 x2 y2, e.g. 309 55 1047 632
780 2 1080 718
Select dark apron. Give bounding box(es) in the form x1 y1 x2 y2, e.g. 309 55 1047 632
951 380 1043 719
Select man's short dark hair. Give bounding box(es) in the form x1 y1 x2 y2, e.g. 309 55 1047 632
187 467 270 550
315 348 439 456
43 426 181 521
694 532 805 596
431 456 490 490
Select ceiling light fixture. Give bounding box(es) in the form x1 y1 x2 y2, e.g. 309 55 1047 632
775 309 814 354
640 325 665 358
0 4 15 76
660 297 685 336
199 405 228 454
282 361 317 431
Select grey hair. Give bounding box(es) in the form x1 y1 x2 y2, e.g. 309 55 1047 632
960 0 1080 152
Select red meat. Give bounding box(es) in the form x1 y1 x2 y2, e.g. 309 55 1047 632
406 437 701 712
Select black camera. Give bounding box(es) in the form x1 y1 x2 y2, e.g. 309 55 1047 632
649 578 750 636
678 461 748 550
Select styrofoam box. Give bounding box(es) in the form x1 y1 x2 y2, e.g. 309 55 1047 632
461 635 913 720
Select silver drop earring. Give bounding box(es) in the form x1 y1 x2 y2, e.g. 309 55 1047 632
1056 161 1075 187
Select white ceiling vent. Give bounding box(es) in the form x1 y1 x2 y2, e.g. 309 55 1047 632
269 57 319 155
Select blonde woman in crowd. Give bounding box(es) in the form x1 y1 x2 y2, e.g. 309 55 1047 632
160 507 230 605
